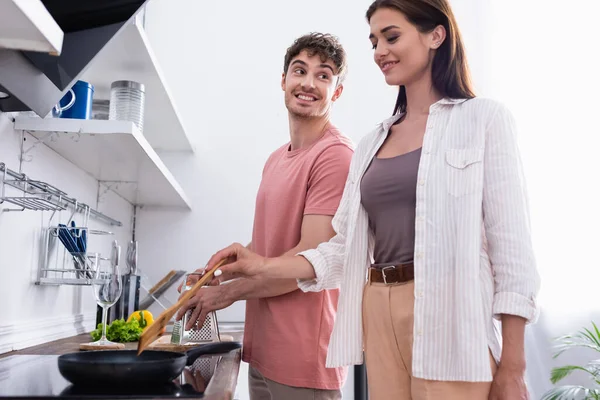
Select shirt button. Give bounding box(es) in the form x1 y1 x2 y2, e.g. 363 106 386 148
416 216 424 222
418 179 425 186
417 330 423 336
417 291 424 298
416 252 424 259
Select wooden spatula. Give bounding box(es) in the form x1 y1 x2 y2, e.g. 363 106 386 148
137 259 227 355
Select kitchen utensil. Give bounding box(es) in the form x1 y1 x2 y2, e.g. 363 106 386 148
56 223 92 279
126 241 132 273
108 273 140 323
81 228 87 253
91 99 110 120
155 334 235 352
53 81 94 119
58 341 242 386
109 80 145 133
126 240 138 275
70 220 87 253
138 270 187 310
51 89 75 118
171 318 183 345
137 260 227 355
172 272 221 346
133 240 138 274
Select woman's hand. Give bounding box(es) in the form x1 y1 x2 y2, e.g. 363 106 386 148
206 243 267 280
488 365 529 400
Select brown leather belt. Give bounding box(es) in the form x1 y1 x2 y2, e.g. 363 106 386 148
368 263 414 284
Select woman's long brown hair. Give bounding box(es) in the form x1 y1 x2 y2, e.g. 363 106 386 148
366 0 475 115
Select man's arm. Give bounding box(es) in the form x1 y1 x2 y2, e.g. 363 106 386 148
176 143 352 328
220 214 335 301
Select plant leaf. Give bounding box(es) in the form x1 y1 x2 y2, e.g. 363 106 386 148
541 385 600 400
551 366 598 384
553 324 600 359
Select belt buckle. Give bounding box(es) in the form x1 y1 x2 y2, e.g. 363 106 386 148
381 266 396 285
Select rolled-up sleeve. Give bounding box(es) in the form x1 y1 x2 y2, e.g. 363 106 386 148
483 103 541 324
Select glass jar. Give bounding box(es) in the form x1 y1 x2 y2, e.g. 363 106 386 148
108 80 145 133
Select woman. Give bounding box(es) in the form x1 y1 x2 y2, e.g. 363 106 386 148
206 0 540 399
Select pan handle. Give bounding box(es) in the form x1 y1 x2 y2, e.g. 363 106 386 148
185 341 242 366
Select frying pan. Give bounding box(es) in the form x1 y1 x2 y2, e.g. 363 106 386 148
57 341 242 386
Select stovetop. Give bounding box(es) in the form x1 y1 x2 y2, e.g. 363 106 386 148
0 354 222 398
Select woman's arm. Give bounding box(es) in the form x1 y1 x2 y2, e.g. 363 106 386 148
482 102 541 324
482 102 541 389
206 155 359 286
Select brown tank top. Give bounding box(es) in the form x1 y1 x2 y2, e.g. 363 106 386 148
360 148 421 267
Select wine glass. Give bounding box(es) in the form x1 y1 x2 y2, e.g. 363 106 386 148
89 242 123 347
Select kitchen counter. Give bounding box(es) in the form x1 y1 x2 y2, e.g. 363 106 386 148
0 328 244 400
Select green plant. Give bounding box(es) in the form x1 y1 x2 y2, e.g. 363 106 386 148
90 318 143 343
541 322 600 400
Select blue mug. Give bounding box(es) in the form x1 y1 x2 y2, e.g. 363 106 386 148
53 80 95 119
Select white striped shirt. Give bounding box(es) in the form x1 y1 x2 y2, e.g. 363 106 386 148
297 97 541 382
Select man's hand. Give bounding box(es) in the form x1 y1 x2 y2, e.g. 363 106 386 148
175 284 234 330
488 365 529 400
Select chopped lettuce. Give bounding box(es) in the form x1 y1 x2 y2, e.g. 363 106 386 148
90 318 143 342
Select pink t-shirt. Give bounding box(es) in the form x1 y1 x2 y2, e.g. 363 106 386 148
244 125 354 390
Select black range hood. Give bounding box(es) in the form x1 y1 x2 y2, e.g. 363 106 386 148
0 0 149 117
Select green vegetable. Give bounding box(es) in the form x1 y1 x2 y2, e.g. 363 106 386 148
90 318 143 342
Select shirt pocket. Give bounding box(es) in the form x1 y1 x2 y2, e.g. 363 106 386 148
445 148 484 197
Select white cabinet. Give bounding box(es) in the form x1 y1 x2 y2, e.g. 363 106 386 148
0 0 63 54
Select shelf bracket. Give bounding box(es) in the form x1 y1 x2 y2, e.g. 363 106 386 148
19 129 55 163
19 129 84 163
98 180 138 205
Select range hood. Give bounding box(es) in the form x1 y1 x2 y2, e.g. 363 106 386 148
0 0 149 117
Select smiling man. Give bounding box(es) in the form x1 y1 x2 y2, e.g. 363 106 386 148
176 33 353 400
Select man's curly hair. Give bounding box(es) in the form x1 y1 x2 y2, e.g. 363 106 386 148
283 33 348 84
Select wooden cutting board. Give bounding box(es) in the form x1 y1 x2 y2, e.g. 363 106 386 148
79 342 125 351
148 334 235 352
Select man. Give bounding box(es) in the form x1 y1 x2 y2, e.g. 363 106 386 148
176 33 354 399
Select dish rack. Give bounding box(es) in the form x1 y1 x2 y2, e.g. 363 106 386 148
0 162 122 286
39 223 114 285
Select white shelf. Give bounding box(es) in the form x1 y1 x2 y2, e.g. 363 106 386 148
0 0 63 55
80 21 194 153
14 117 191 209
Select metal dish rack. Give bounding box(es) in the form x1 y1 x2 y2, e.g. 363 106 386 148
1 162 123 286
0 162 121 226
39 224 114 285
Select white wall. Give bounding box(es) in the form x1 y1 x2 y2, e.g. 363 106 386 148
134 1 493 398
129 0 600 397
136 0 395 323
136 0 490 321
482 1 600 397
139 0 597 396
0 112 133 354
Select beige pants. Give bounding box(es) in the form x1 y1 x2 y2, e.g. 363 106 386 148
362 280 497 400
248 366 342 400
